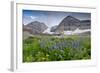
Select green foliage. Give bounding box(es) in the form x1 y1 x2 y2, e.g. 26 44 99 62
23 35 91 62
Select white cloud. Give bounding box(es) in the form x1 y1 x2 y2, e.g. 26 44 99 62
30 16 37 19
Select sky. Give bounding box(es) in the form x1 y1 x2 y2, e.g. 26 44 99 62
23 10 91 28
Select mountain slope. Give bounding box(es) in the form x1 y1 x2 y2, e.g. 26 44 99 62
23 21 48 34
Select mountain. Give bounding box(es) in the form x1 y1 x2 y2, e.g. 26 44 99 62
80 20 91 29
56 15 80 31
23 21 48 34
51 15 91 33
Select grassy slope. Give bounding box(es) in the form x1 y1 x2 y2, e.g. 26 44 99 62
23 35 91 62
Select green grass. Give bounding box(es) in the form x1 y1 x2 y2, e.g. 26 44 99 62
23 35 91 62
